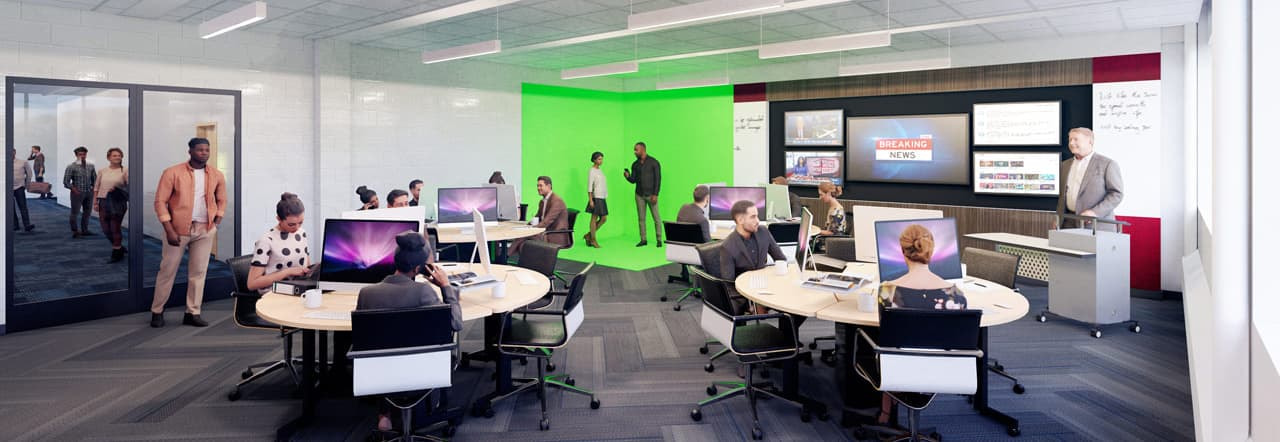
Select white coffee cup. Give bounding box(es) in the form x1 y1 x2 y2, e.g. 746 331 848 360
302 289 323 309
492 283 506 299
773 260 788 275
857 291 877 312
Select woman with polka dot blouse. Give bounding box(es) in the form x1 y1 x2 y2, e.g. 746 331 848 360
246 193 313 294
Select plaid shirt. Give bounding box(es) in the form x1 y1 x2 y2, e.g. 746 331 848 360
63 161 96 194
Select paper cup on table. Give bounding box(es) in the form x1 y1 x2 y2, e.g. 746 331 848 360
302 289 323 309
857 291 877 312
491 282 506 299
773 260 788 275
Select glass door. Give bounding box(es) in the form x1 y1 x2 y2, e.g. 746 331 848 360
6 81 134 329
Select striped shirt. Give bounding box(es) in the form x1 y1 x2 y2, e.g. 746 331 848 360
63 161 96 194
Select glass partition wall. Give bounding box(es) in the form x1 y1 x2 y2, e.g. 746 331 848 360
5 78 240 332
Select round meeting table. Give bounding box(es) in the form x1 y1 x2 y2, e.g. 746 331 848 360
734 261 1029 436
431 221 545 264
257 262 551 440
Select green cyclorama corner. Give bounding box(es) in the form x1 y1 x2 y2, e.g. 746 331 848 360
521 83 733 271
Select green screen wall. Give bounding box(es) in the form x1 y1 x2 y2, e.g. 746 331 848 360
521 83 733 270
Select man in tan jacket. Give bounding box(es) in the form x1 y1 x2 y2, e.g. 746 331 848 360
150 137 227 328
512 176 569 256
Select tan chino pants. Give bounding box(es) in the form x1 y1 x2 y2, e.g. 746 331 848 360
151 222 216 315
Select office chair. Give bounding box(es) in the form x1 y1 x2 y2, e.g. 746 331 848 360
853 308 984 442
491 263 601 430
349 305 460 441
694 242 731 371
426 227 458 263
517 240 567 372
542 209 580 285
767 222 801 259
961 247 1025 394
226 255 299 401
688 267 810 440
664 221 709 311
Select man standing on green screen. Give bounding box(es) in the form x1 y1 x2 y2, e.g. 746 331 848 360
624 141 662 247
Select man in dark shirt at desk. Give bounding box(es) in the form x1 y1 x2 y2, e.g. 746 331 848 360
719 200 786 314
623 141 662 247
356 231 463 332
676 184 711 242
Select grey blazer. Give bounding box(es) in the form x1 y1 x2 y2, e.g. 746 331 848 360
356 273 464 331
676 203 710 242
1057 153 1124 231
719 227 786 280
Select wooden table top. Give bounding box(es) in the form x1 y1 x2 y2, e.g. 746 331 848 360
434 221 545 243
256 263 551 331
709 223 823 241
733 261 1029 328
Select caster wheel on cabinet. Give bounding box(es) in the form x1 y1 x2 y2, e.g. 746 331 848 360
1037 314 1047 323
1091 329 1103 339
1013 384 1026 394
227 389 241 401
1130 324 1142 333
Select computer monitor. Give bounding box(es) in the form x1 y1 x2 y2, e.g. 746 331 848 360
708 186 767 221
318 219 421 291
469 208 492 275
438 187 498 226
340 206 427 233
764 183 793 220
873 217 962 282
483 183 519 221
797 206 813 269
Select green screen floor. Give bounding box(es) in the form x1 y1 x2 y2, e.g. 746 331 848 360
555 232 673 271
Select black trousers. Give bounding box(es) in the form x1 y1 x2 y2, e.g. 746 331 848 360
11 188 31 228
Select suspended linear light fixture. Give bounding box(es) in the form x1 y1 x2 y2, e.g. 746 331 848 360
199 1 267 39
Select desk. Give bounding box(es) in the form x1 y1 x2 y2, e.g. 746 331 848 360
257 264 550 440
435 221 544 244
734 262 1028 436
709 223 821 241
964 232 1095 258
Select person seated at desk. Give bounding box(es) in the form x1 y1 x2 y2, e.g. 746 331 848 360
676 184 711 242
355 185 378 211
512 176 569 255
879 224 968 310
246 193 313 293
816 182 846 236
386 189 410 208
408 179 423 207
356 231 463 431
719 200 787 314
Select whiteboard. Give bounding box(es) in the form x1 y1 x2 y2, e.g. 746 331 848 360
973 101 1061 146
1093 80 1160 218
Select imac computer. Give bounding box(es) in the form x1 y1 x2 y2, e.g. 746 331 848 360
764 183 793 221
483 183 519 221
708 187 767 226
438 187 499 228
797 206 814 270
318 218 421 292
873 217 962 282
340 205 427 233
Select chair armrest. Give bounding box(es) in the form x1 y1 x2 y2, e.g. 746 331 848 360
852 328 881 390
347 343 456 360
544 229 573 236
511 308 565 316
232 291 263 300
878 347 984 359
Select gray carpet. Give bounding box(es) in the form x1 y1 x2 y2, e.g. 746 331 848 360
0 261 1192 441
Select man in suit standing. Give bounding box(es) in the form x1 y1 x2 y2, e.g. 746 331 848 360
1057 127 1124 232
513 176 569 255
676 185 711 242
719 200 787 314
623 142 662 247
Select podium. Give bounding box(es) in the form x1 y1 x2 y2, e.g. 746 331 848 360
1046 228 1132 334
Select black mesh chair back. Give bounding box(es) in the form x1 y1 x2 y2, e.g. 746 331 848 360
517 240 560 278
351 305 455 353
961 247 1019 289
767 222 800 245
696 242 725 279
878 308 982 351
560 262 594 314
665 221 708 244
691 267 736 317
229 255 254 295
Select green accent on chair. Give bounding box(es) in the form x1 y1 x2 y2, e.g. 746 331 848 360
521 83 733 271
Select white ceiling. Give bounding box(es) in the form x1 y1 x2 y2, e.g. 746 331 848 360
31 0 1203 78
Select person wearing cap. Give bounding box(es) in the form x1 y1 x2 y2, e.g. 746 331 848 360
356 231 463 331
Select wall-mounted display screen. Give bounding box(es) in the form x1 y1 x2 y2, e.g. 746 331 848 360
784 150 844 186
973 151 1061 197
784 110 844 146
845 114 970 185
972 101 1061 146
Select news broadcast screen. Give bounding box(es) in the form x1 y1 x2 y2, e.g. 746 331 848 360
784 151 844 186
973 151 1061 197
784 110 844 146
845 114 970 185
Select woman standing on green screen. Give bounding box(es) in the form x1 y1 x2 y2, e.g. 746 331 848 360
585 151 607 248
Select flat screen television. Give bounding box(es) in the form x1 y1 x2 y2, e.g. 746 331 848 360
874 217 962 282
708 186 767 221
784 110 844 146
318 219 421 291
845 113 970 185
784 150 845 186
437 187 498 225
973 151 1061 197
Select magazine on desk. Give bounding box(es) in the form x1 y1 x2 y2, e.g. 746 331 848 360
802 273 869 292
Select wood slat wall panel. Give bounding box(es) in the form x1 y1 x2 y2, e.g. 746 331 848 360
796 197 1058 253
767 59 1093 101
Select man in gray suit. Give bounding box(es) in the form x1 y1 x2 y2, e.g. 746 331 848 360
356 231 463 332
1057 127 1124 232
676 185 711 242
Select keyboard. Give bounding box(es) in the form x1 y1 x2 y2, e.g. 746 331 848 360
302 311 351 321
451 274 497 287
448 272 477 283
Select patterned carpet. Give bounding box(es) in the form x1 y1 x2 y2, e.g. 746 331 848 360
0 260 1192 441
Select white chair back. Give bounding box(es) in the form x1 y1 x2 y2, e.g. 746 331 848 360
878 353 978 396
666 243 702 266
353 350 452 397
700 304 734 348
565 302 585 339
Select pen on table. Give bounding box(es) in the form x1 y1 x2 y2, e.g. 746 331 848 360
972 282 987 288
992 303 1010 309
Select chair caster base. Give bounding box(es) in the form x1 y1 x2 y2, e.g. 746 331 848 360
699 345 709 354
691 407 703 421
539 418 550 431
752 425 764 440
704 363 714 373
1013 383 1026 394
590 398 601 409
674 304 682 311
227 388 241 401
241 369 253 379
660 296 668 302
